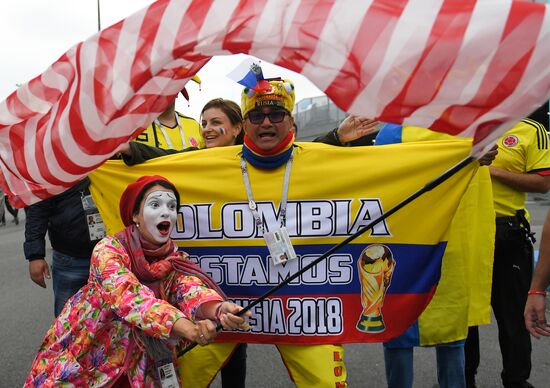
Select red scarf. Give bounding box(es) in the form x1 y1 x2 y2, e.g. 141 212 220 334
115 225 226 300
243 130 294 156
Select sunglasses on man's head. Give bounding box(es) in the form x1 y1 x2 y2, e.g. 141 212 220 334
246 110 288 124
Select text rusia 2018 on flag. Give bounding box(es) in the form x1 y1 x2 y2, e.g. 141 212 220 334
1 0 549 206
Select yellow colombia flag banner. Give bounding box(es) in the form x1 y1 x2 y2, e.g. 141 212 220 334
90 141 479 345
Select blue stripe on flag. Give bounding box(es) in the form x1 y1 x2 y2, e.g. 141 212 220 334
181 243 446 296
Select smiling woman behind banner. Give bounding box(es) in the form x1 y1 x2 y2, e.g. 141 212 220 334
24 175 250 387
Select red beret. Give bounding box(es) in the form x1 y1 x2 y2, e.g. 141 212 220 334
119 175 174 227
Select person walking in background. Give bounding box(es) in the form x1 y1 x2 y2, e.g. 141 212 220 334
24 177 106 316
465 119 550 388
4 196 19 225
0 188 6 227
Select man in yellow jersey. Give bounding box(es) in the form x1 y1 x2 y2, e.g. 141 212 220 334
179 77 348 388
134 76 205 150
465 119 550 388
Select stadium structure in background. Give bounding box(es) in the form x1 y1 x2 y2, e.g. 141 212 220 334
294 96 549 145
294 96 378 145
293 95 345 141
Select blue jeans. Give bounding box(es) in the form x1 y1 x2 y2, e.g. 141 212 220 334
52 251 90 317
384 342 466 388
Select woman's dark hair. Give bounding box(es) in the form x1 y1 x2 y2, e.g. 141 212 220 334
132 180 180 217
201 98 244 145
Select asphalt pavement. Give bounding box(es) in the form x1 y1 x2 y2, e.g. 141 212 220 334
1 198 549 387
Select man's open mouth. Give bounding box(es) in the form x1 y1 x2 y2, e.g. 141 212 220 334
258 132 276 139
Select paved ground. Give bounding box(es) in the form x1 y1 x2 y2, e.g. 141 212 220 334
1 196 549 387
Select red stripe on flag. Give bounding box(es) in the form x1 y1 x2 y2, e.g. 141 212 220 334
93 28 122 124
3 93 36 124
223 0 268 55
31 115 56 185
174 0 213 60
172 0 212 77
30 73 66 109
42 94 90 180
8 124 31 181
324 0 407 112
56 45 127 169
380 0 475 123
274 0 335 74
129 1 169 91
431 1 545 138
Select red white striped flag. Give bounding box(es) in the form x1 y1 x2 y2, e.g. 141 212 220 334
1 0 549 207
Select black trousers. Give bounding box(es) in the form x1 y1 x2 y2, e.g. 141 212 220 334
221 343 247 388
465 219 533 387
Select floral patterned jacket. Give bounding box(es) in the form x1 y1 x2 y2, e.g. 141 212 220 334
25 236 222 387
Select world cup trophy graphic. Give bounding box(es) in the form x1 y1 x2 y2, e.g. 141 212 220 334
356 244 395 333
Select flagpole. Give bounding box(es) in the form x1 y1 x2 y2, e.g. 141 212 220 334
97 0 101 32
177 155 475 357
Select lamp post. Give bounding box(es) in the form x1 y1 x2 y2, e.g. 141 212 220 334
97 0 101 31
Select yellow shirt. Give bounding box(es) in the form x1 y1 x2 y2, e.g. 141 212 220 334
491 119 550 217
135 112 205 150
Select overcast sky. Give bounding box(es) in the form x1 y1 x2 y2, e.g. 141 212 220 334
0 0 324 120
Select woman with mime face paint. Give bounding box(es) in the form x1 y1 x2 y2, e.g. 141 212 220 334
25 175 250 387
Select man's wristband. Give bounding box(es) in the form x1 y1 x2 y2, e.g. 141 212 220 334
528 289 547 296
332 128 342 145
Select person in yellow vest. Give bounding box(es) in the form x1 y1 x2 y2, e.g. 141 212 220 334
134 75 205 150
465 119 550 388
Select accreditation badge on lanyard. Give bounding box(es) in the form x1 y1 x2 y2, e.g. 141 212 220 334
241 152 298 266
81 193 106 241
156 361 179 388
264 226 297 265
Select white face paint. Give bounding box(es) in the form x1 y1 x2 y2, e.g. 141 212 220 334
141 190 178 244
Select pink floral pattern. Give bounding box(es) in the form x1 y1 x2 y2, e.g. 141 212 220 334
25 236 222 387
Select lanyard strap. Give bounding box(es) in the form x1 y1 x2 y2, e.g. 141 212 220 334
240 149 294 235
154 113 187 150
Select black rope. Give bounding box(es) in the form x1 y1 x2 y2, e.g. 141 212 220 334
177 155 475 357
